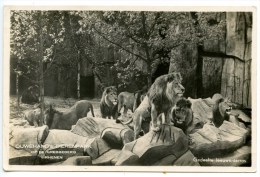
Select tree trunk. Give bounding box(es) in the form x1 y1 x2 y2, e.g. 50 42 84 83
38 12 45 119
77 50 81 99
196 45 203 98
141 12 153 87
144 45 152 87
16 73 20 111
147 60 152 87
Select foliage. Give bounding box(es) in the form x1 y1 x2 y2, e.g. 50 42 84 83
11 10 226 97
11 11 65 86
78 11 226 88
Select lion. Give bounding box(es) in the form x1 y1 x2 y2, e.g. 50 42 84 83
24 108 48 127
20 85 39 104
132 95 151 139
100 86 118 120
117 91 143 119
212 96 232 127
148 72 185 132
170 98 204 134
114 94 150 139
46 100 95 130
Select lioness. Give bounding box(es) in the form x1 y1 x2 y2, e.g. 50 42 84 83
46 100 95 130
100 86 118 120
133 95 151 139
117 91 143 119
148 72 185 132
24 108 48 127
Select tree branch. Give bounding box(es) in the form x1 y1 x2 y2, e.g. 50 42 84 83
92 26 147 62
148 12 161 37
140 12 148 40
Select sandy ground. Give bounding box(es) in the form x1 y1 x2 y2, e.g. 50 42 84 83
9 95 103 129
9 95 133 130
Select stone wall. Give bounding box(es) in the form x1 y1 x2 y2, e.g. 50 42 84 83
169 12 252 108
169 43 198 98
222 12 252 107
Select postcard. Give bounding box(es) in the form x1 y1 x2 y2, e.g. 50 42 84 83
3 5 257 172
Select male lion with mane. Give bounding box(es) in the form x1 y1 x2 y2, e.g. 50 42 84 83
148 72 185 132
171 98 204 135
100 86 118 120
212 95 232 127
131 72 185 139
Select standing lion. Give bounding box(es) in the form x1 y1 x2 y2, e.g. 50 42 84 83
148 72 185 132
117 91 143 119
132 72 185 139
45 100 95 130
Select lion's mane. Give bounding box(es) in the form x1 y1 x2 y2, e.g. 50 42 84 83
212 98 230 128
171 98 193 134
147 72 183 111
100 86 118 119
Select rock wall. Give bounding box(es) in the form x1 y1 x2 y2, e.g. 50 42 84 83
222 12 252 107
169 43 198 98
169 12 252 108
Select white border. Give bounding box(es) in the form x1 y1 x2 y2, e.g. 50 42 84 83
1 0 259 176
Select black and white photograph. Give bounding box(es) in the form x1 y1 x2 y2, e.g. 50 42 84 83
3 6 256 172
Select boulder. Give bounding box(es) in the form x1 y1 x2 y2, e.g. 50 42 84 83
189 121 249 158
9 125 49 165
92 149 121 165
84 137 111 160
115 150 140 166
40 129 88 164
101 127 134 149
10 125 49 147
173 150 200 166
116 125 189 165
230 109 251 123
153 155 177 166
71 117 131 139
238 122 247 129
219 121 248 138
229 114 241 127
9 146 41 165
61 156 92 166
188 98 214 124
197 145 251 166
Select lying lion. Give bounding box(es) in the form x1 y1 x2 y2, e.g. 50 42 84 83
212 94 232 127
170 98 204 135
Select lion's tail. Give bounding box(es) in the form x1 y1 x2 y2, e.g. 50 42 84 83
90 104 95 117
